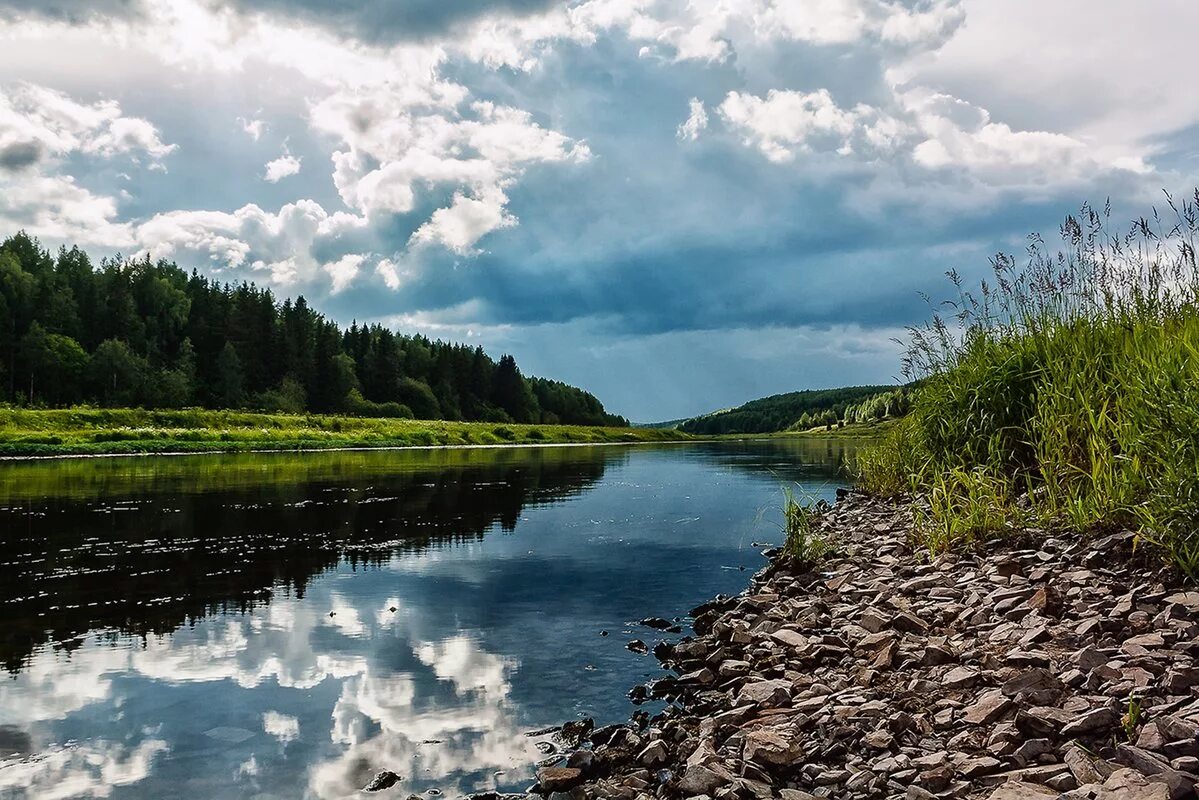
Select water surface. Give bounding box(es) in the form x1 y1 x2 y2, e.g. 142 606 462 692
0 438 859 799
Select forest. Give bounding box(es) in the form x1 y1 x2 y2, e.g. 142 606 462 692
678 384 907 434
0 232 627 426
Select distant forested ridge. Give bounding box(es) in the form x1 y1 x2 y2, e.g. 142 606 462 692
678 385 910 434
0 232 626 426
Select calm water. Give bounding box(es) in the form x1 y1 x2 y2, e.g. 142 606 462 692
0 439 860 800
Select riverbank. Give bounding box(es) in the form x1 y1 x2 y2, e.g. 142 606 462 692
525 491 1199 800
0 407 689 458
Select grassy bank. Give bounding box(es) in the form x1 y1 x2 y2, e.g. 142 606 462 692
0 407 689 457
858 193 1199 580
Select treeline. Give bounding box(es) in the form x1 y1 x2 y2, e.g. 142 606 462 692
0 232 627 426
789 386 913 431
678 385 903 434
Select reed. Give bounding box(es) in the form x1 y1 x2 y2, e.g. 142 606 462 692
859 191 1199 579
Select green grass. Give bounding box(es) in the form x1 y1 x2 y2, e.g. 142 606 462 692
781 486 834 567
858 192 1199 580
791 419 899 439
0 407 690 457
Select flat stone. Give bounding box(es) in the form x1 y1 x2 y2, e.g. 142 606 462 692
743 728 802 766
677 764 732 795
736 679 791 708
537 767 583 793
771 629 807 648
984 782 1057 799
890 612 929 633
1096 767 1171 800
963 690 1015 725
1061 708 1120 737
943 666 980 689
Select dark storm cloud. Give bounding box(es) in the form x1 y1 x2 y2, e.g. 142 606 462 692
0 140 44 172
226 0 560 43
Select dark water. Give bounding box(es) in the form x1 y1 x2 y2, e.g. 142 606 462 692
0 438 861 800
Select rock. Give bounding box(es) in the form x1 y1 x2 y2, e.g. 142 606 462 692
1027 585 1063 616
1096 767 1171 800
566 750 595 775
677 764 732 795
890 611 929 633
771 629 807 648
984 782 1057 799
918 765 954 792
363 771 401 792
963 690 1016 725
943 665 980 689
1001 668 1062 704
537 767 584 794
960 756 1001 778
638 741 668 767
1114 744 1197 799
743 728 803 767
640 617 674 630
626 639 649 654
1061 708 1120 737
778 790 818 800
736 679 791 708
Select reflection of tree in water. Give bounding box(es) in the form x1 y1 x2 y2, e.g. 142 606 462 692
684 437 865 482
0 448 624 674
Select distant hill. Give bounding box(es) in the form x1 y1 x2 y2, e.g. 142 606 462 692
677 385 909 435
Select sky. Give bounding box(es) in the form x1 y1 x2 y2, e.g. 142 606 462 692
0 0 1195 421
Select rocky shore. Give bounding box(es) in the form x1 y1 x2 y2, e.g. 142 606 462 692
523 490 1199 800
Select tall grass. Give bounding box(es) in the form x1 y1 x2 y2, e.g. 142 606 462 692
782 486 834 566
859 191 1199 579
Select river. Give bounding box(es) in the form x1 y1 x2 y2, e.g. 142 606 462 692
0 438 861 799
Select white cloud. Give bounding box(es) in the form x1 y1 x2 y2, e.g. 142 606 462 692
0 173 134 248
375 258 406 290
566 0 966 63
410 185 516 255
0 82 175 248
0 82 174 161
324 253 365 294
677 97 708 142
715 85 1149 188
136 199 369 289
263 152 301 182
240 116 266 140
313 91 589 225
718 89 869 161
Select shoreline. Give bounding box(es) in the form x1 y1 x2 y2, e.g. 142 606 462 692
521 491 1199 800
0 437 703 463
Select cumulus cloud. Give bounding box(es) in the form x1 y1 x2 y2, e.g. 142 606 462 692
263 152 301 182
714 85 1148 188
410 185 515 255
313 92 589 226
0 82 175 246
0 82 173 162
566 0 966 63
136 199 369 289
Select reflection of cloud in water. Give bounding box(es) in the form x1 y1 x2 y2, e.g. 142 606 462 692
0 738 168 800
0 645 128 726
1 584 547 799
263 711 300 745
310 633 542 800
